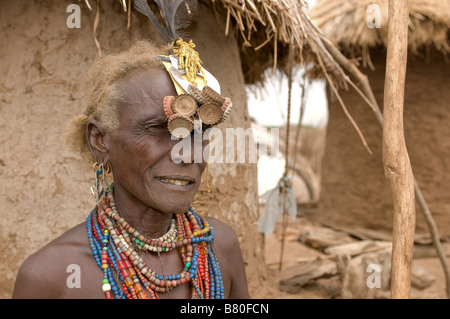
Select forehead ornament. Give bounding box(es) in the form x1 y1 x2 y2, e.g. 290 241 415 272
134 0 233 138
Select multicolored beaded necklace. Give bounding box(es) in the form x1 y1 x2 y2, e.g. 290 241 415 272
86 184 224 299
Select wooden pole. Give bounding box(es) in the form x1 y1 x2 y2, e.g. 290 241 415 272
317 31 450 300
279 41 295 271
383 0 415 299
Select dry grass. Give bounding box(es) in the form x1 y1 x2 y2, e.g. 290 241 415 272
79 0 354 87
310 0 450 68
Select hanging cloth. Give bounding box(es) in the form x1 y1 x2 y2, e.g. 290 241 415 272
257 176 297 238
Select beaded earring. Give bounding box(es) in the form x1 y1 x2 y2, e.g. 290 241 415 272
91 162 110 206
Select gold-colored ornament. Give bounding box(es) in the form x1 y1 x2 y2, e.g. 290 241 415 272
172 39 206 86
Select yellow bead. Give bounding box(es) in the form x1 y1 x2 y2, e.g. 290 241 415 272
102 264 109 269
125 277 133 287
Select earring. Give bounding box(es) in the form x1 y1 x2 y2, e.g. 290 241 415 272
206 163 210 193
91 162 110 206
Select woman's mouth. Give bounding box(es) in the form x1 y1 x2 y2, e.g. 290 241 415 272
156 177 193 186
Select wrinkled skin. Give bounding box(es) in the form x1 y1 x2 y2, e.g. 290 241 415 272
12 69 249 299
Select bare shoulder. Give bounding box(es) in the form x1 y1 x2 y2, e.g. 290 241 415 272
207 218 239 244
12 223 95 299
206 217 250 299
206 217 243 258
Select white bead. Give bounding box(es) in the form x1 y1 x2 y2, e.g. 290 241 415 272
102 283 111 292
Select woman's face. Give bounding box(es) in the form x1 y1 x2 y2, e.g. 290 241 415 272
108 69 207 214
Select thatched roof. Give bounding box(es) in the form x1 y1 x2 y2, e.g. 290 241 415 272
83 0 352 86
310 0 450 67
210 0 345 84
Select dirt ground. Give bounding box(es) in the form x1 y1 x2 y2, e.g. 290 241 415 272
258 212 447 299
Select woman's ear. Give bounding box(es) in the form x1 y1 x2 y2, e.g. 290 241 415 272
86 119 110 163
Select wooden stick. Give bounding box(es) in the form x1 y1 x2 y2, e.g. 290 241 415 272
93 0 102 57
279 41 295 271
313 45 373 155
383 0 415 299
127 0 131 30
84 0 92 11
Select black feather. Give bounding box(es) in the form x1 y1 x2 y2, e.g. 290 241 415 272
173 0 198 39
133 0 169 39
134 0 197 43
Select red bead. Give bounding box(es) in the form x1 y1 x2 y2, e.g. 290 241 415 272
104 290 113 299
121 268 129 278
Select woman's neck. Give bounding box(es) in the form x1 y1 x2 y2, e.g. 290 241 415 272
111 187 175 239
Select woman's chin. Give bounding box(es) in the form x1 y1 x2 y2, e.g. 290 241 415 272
159 199 193 215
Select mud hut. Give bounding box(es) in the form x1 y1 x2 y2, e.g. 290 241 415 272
309 0 450 238
0 0 351 298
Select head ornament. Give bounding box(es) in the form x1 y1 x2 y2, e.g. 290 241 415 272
134 0 233 137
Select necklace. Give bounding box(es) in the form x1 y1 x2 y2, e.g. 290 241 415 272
86 184 224 299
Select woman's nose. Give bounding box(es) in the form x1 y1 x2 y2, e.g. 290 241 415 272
168 131 205 164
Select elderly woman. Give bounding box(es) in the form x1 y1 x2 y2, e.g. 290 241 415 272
12 40 249 299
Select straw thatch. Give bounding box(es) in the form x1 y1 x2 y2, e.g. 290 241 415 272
82 0 352 86
209 0 347 85
310 0 450 68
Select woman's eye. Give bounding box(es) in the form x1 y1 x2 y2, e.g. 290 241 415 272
144 124 170 135
144 123 165 129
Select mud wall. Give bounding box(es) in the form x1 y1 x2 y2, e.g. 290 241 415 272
316 46 450 239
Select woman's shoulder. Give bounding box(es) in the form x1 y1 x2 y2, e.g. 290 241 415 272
12 222 91 298
205 217 241 250
206 217 236 236
204 216 250 298
27 222 90 260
